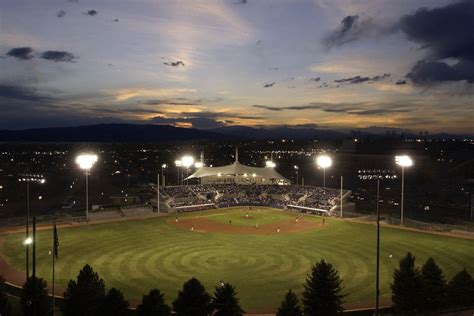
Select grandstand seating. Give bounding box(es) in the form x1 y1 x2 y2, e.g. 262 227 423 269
159 184 346 214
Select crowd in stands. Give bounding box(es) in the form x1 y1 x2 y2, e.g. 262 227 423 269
159 184 343 213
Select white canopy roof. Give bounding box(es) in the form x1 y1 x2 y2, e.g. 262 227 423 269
185 161 289 181
185 149 289 182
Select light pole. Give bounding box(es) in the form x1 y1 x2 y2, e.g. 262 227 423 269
294 165 299 185
181 156 194 185
161 164 167 187
76 154 98 222
316 155 332 188
18 174 45 280
175 160 182 185
395 155 413 226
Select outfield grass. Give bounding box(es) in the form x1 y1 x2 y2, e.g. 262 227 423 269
2 207 474 311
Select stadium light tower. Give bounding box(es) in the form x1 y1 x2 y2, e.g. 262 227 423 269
18 174 45 280
175 160 183 185
294 165 299 185
76 154 98 222
316 155 332 188
181 156 194 185
161 164 167 187
395 155 413 226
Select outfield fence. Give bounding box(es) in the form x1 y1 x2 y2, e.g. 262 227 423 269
344 212 474 234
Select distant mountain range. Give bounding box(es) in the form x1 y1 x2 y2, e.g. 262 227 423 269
0 124 470 142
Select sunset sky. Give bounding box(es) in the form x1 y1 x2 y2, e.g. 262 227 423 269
1 0 473 133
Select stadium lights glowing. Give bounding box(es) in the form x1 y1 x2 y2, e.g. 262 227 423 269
194 162 203 169
294 165 299 170
18 174 46 184
265 160 276 168
175 160 183 167
395 155 413 167
161 163 168 168
395 155 413 226
316 155 332 169
75 154 98 170
181 156 195 168
23 237 33 246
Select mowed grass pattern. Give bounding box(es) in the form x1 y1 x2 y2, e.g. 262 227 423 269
2 207 474 311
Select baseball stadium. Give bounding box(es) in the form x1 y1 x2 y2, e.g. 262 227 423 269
1 153 473 314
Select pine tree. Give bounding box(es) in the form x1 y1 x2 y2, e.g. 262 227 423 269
447 268 474 307
211 283 244 316
172 277 212 316
61 264 106 316
0 276 12 316
420 257 447 312
302 259 344 315
391 252 423 314
276 290 302 316
137 289 171 316
100 288 129 316
21 276 50 316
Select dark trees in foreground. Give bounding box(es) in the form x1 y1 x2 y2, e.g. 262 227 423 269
211 283 244 316
391 252 423 314
101 287 130 316
137 288 172 316
276 289 302 316
61 264 106 316
172 277 212 316
447 268 474 307
21 276 50 316
420 257 447 312
302 259 344 315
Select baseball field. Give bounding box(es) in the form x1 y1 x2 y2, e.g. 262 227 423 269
1 207 474 312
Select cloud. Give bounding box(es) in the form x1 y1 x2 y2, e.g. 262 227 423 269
323 15 397 49
334 73 390 85
0 84 53 102
6 47 34 60
149 110 263 129
40 50 77 63
263 82 275 88
310 77 321 82
399 0 474 85
163 60 185 67
56 10 66 18
396 79 407 85
84 10 98 16
253 101 414 116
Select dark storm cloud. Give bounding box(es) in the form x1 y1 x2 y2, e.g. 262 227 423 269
310 77 320 82
163 60 185 67
56 10 66 18
6 47 34 60
263 82 275 88
253 102 414 116
322 15 397 49
0 84 53 102
40 51 77 63
334 73 390 85
396 80 408 85
84 10 98 16
399 0 474 85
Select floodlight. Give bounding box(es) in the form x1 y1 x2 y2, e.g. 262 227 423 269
75 154 98 170
194 162 203 168
316 155 332 169
265 160 276 168
395 155 413 167
23 237 33 246
294 165 299 169
181 156 194 168
161 163 168 168
175 160 183 167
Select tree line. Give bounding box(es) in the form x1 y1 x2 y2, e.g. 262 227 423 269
1 254 473 315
